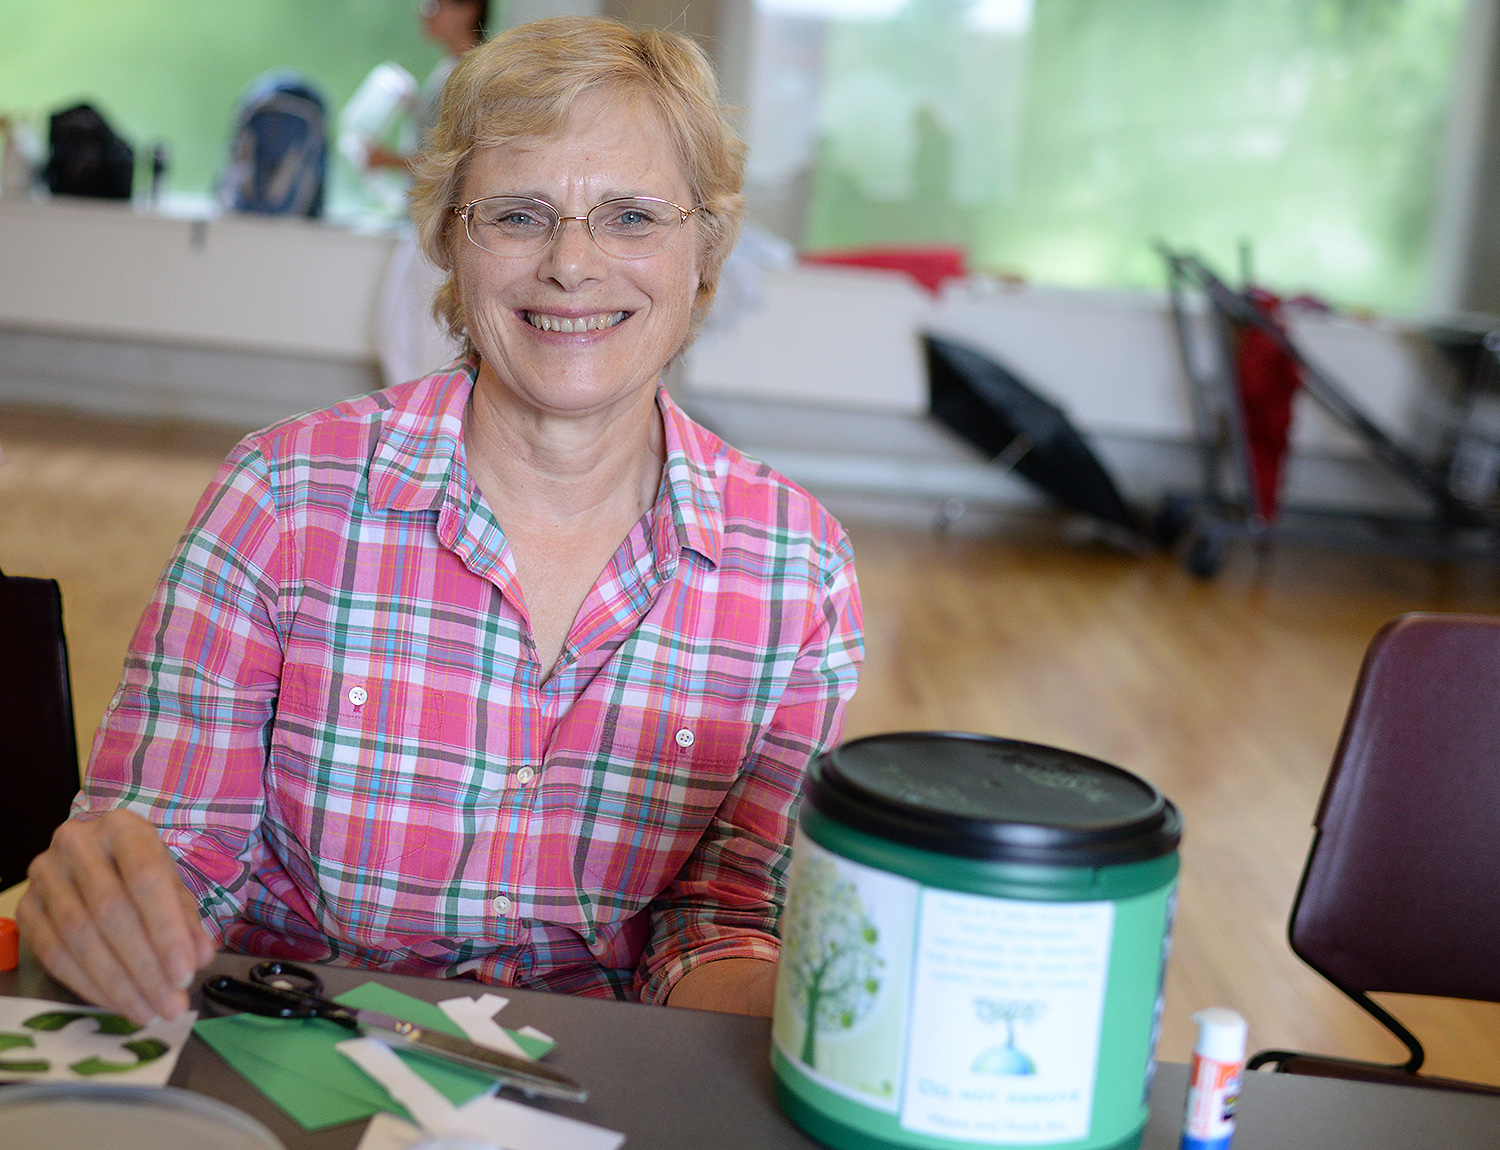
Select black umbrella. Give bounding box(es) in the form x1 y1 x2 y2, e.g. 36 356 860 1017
925 334 1143 537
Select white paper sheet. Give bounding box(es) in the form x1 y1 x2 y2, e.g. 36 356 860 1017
449 1094 625 1150
438 994 531 1060
354 1110 427 1150
340 1036 624 1150
0 997 196 1086
338 1037 462 1131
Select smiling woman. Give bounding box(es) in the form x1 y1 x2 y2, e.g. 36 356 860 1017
453 90 702 451
19 18 863 1029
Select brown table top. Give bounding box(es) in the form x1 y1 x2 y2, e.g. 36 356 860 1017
4 949 1499 1150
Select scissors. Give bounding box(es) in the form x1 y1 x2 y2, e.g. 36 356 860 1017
202 960 588 1103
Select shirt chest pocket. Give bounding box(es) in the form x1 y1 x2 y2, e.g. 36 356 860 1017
601 708 755 804
528 707 759 929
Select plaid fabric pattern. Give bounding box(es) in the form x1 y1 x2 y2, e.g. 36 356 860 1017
80 360 863 1003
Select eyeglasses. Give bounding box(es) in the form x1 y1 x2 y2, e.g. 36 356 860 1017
454 195 703 259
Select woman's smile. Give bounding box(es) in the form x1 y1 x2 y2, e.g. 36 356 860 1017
522 309 629 333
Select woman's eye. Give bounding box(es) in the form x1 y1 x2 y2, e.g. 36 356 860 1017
477 203 550 231
603 205 660 231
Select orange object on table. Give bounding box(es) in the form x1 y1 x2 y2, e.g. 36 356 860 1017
0 917 17 971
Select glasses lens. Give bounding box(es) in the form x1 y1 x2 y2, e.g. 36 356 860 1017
588 198 685 258
465 197 559 255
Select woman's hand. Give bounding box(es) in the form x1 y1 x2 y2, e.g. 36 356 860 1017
17 809 215 1025
667 957 778 1017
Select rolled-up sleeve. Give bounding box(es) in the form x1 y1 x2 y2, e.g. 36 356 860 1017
633 537 863 1004
76 441 286 941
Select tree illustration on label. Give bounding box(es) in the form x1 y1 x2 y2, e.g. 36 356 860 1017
781 853 884 1068
971 997 1045 1075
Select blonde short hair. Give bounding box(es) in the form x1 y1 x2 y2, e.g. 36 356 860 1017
410 17 746 355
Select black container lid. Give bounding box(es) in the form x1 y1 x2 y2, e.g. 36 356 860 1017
804 732 1181 866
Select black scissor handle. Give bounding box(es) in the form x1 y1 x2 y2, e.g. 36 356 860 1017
202 974 318 1019
203 970 361 1030
248 960 323 996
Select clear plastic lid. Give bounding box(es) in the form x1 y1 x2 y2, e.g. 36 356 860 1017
0 1082 286 1150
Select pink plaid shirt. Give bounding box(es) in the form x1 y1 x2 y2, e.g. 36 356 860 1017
80 361 863 1003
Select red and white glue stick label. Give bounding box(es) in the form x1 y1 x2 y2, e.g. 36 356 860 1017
1181 1007 1246 1150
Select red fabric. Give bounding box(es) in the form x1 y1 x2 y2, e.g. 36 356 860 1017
1234 288 1302 522
800 245 967 295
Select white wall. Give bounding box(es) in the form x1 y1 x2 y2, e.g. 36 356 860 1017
0 198 393 359
0 198 391 425
685 264 1438 450
0 198 1459 517
679 262 1456 518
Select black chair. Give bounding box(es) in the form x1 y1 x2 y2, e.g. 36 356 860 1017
0 567 82 889
1249 612 1500 1095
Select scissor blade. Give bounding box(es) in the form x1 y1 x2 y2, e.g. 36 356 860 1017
350 1009 588 1103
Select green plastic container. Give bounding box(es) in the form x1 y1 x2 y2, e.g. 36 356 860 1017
772 732 1181 1150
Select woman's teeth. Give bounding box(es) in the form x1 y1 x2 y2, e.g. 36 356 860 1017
525 311 627 333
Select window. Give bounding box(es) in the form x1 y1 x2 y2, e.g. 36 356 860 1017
745 0 1466 313
0 1 441 218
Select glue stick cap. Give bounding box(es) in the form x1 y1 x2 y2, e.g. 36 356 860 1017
0 917 18 972
1192 1007 1247 1063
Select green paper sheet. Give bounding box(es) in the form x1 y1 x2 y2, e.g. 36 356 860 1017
195 981 554 1131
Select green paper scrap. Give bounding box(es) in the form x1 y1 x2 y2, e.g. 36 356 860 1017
194 980 554 1131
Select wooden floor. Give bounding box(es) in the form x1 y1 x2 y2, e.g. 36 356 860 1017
5 402 1500 1083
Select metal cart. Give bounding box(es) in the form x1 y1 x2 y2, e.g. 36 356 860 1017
1156 246 1500 577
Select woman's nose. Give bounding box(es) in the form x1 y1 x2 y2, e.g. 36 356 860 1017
540 216 605 286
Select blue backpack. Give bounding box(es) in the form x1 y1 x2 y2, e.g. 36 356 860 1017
220 71 327 217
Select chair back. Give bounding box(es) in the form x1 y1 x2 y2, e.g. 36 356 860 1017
1290 612 1500 1004
0 568 82 889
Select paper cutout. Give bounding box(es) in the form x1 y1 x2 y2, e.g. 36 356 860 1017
439 993 531 1059
344 1039 624 1150
194 981 554 1131
355 1112 437 1150
339 1037 459 1132
0 997 195 1085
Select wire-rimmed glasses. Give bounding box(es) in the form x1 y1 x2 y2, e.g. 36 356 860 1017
454 195 702 259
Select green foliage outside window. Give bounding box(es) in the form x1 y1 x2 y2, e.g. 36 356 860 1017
0 0 443 212
805 0 1465 313
0 0 1468 314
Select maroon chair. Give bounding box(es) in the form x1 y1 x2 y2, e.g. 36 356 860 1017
0 567 82 890
1248 612 1500 1094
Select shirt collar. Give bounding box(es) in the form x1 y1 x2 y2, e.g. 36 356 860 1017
366 360 724 567
366 359 475 514
655 386 723 568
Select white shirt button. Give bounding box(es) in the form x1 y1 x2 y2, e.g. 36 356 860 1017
492 895 512 915
108 689 123 712
516 766 536 785
347 685 368 706
675 728 695 748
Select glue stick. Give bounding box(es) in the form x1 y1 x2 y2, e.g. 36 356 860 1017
1181 1007 1246 1150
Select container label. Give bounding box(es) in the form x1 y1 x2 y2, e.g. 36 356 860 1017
773 831 920 1111
1181 1052 1241 1149
899 890 1114 1144
773 833 1116 1144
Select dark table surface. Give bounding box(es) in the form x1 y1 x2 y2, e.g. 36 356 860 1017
4 949 1499 1149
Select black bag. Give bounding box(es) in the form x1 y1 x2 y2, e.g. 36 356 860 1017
219 71 327 218
43 103 135 199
